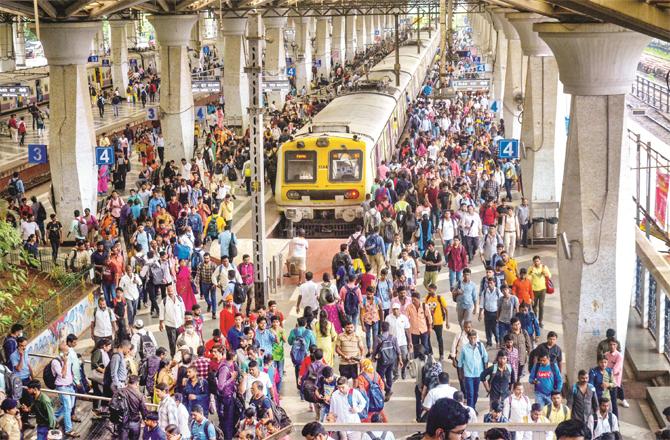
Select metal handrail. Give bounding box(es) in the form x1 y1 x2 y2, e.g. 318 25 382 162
29 352 92 364
23 386 159 408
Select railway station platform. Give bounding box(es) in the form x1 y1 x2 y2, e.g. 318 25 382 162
1 2 670 440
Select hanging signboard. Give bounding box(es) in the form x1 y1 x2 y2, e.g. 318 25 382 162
192 80 221 93
0 86 30 97
451 79 490 91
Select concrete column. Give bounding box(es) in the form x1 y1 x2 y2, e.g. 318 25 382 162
13 22 25 66
314 18 331 80
345 15 357 62
508 13 562 206
109 21 129 97
493 9 523 139
294 17 313 92
356 14 367 50
331 16 345 66
0 23 15 72
221 17 249 129
189 15 203 69
367 15 375 45
264 16 288 108
488 9 507 117
40 22 100 218
375 15 382 42
149 15 198 162
215 18 225 61
536 22 650 379
125 22 136 48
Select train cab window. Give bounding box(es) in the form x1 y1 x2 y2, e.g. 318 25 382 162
329 150 363 182
284 151 317 183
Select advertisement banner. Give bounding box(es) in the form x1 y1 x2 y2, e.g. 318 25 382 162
655 170 669 228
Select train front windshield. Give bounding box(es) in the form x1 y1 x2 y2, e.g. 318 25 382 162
284 151 317 183
330 150 363 182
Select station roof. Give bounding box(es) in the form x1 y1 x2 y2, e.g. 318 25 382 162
0 0 668 41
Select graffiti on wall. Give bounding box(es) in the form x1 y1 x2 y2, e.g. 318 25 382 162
25 291 96 371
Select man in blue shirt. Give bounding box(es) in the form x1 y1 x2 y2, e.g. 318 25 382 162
479 278 502 347
10 336 31 382
529 349 563 407
458 330 488 409
218 225 236 260
254 317 277 356
455 268 478 327
364 231 386 277
190 405 217 439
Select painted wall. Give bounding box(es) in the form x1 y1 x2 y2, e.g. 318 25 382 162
25 291 96 372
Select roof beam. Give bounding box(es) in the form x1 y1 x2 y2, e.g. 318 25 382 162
37 0 58 17
65 0 95 16
176 0 203 11
156 0 171 11
90 0 150 16
551 0 670 41
492 0 559 16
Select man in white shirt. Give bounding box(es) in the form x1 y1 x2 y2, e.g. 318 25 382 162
296 271 320 314
238 360 274 404
130 320 158 359
385 303 410 380
503 382 532 426
436 210 457 248
593 398 620 440
20 214 40 242
119 265 142 326
159 284 186 357
327 377 366 436
422 372 458 413
90 296 116 345
459 205 482 262
286 228 309 284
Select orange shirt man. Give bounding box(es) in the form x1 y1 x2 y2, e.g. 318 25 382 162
512 268 533 306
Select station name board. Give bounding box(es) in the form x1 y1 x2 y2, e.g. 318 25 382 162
0 86 30 97
451 79 490 91
192 80 221 93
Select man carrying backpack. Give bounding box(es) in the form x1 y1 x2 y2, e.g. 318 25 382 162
373 321 401 398
112 375 148 440
378 212 398 256
7 172 24 203
288 317 317 386
480 350 516 409
458 330 488 409
357 359 387 422
364 230 386 277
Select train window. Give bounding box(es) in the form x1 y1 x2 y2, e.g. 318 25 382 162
284 151 317 183
329 150 363 182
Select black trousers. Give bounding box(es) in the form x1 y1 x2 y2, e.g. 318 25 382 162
166 326 178 357
119 420 141 440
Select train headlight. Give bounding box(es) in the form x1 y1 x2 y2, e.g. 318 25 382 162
286 190 301 200
344 190 360 199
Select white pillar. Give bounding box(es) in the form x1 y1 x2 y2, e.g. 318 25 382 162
13 21 25 67
0 23 15 72
109 21 129 97
294 17 313 92
367 15 375 45
345 15 357 62
356 14 367 50
149 15 198 162
264 16 288 108
331 16 345 66
215 18 225 61
189 16 202 69
494 9 523 139
126 22 136 48
488 9 507 117
314 18 331 80
40 22 100 218
536 22 650 379
221 17 249 129
508 13 564 206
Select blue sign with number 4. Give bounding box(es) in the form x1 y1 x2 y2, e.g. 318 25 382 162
498 139 519 159
95 146 115 166
28 144 47 164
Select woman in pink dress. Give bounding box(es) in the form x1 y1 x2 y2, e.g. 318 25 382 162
97 165 110 195
321 294 344 334
175 259 197 312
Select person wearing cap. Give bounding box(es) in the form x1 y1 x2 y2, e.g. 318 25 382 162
130 319 158 360
143 412 167 440
0 398 21 440
422 397 471 440
385 302 410 380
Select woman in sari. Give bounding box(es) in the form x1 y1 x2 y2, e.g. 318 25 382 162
175 259 197 312
97 164 110 195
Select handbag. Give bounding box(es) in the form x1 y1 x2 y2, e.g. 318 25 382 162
545 276 555 294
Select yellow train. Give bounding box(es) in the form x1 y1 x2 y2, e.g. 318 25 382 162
275 31 440 236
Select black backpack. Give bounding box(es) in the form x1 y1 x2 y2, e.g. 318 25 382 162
232 282 247 305
376 335 396 366
109 389 130 425
43 359 61 389
227 166 238 182
7 179 19 197
343 285 359 316
103 352 123 388
382 222 395 243
348 233 363 258
228 237 238 259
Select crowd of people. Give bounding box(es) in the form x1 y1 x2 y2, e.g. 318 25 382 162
0 23 640 440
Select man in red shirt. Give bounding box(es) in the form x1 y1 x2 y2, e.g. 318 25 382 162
219 294 236 335
8 114 17 142
444 237 469 290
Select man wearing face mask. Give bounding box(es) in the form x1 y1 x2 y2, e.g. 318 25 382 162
176 322 202 356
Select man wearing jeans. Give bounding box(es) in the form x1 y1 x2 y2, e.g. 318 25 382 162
52 344 78 437
444 237 468 289
195 253 218 319
479 278 502 347
458 331 488 409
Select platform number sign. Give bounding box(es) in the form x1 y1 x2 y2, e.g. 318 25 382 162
28 144 47 164
147 107 158 121
498 139 519 159
95 146 115 166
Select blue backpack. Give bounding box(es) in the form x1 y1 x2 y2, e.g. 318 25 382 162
362 373 385 413
175 243 191 261
290 330 308 366
191 250 203 275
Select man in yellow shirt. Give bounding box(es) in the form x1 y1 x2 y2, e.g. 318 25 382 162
543 391 571 439
527 256 551 328
218 194 234 227
501 251 518 286
424 284 450 361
